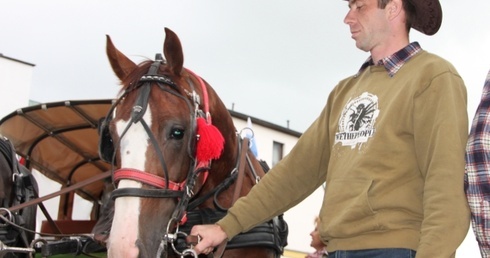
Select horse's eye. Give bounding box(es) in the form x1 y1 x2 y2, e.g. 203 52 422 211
170 128 185 140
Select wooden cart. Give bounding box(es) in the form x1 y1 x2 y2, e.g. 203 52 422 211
0 99 114 257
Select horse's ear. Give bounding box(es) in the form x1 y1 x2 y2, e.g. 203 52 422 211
106 35 137 81
163 28 184 76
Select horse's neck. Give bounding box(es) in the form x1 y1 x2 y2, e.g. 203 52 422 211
0 158 11 205
0 138 14 169
0 138 14 206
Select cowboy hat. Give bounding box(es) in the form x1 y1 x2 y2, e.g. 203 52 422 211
406 0 442 35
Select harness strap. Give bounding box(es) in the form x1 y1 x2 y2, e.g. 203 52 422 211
186 137 259 212
232 137 250 203
110 188 183 199
180 209 288 257
213 240 227 258
186 171 237 212
114 168 184 191
185 69 210 123
246 152 265 181
6 171 111 212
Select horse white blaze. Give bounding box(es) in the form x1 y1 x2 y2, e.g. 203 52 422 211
108 108 152 258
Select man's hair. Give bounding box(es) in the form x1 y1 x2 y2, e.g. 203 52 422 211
377 0 390 8
377 0 415 32
314 216 320 228
402 0 415 32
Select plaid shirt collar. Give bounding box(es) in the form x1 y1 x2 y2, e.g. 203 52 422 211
357 42 422 77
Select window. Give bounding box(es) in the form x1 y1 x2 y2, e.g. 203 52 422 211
272 141 284 167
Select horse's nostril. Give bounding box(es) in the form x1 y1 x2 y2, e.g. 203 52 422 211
135 239 148 258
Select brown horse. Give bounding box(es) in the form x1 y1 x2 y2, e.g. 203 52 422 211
98 28 287 258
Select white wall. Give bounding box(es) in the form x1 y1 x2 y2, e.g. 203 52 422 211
232 117 324 253
0 55 33 119
232 118 298 164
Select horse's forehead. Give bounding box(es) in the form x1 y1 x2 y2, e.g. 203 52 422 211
115 108 152 169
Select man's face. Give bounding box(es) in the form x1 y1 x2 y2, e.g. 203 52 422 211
343 0 391 52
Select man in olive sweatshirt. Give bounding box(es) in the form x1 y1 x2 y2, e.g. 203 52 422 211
191 0 470 257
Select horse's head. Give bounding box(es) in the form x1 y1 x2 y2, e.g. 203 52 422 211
102 28 237 258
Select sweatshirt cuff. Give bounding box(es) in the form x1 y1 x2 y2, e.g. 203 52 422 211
216 214 243 240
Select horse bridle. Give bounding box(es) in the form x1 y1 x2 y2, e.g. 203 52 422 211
99 54 214 257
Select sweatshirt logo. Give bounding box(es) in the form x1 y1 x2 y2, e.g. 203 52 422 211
335 92 379 149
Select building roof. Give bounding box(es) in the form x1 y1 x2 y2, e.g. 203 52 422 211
229 109 302 137
0 53 35 66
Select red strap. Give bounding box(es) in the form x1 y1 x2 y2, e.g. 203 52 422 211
196 160 210 183
114 168 184 191
185 68 212 124
180 212 188 225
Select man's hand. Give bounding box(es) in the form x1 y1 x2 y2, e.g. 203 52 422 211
190 224 228 255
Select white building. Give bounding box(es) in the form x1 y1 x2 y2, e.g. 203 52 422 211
0 54 34 119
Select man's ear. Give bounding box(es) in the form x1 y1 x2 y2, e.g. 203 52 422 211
387 0 402 20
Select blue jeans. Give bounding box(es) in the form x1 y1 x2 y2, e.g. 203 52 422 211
329 248 416 258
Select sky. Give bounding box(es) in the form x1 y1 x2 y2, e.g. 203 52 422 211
1 0 488 133
1 0 489 255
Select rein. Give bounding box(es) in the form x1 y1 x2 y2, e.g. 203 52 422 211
4 171 111 213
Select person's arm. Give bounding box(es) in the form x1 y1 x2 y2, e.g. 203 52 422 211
413 71 470 258
217 101 332 238
465 70 490 257
192 98 334 254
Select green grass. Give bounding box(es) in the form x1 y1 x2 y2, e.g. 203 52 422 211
34 253 106 258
